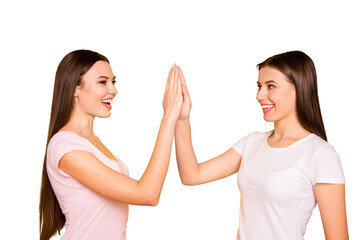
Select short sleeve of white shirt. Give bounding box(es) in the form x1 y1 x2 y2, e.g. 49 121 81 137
232 132 253 156
310 145 345 186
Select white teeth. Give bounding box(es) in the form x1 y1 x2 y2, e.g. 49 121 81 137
101 99 113 104
262 105 274 109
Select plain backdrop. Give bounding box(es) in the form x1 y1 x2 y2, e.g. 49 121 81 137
1 0 359 239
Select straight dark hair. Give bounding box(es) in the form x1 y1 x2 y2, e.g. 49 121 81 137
39 50 109 240
257 51 327 141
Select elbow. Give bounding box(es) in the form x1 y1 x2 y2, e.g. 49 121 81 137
180 177 197 186
178 167 200 186
146 197 160 207
182 181 197 186
148 197 159 207
142 191 160 206
135 182 161 206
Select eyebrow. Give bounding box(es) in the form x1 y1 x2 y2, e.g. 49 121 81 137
257 80 277 85
97 76 116 80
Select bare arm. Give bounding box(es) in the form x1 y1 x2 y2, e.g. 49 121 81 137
174 67 242 186
175 120 241 185
59 65 183 206
314 183 349 240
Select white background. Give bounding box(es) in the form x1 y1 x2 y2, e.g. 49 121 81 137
1 0 359 239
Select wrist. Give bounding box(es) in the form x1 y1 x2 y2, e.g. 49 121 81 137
161 115 177 129
176 118 190 128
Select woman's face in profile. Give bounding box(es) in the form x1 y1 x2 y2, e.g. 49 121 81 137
256 66 297 123
74 60 118 118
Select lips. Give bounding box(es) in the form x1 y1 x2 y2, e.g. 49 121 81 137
261 104 274 113
101 98 113 110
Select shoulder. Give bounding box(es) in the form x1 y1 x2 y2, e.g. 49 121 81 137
236 131 271 143
48 131 87 149
241 131 271 143
249 131 270 139
308 135 345 185
47 131 90 166
232 131 270 154
307 134 337 156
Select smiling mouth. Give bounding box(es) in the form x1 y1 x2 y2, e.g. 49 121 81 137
101 99 113 109
261 104 274 113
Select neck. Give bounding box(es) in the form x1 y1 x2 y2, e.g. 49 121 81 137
272 114 310 140
61 107 96 139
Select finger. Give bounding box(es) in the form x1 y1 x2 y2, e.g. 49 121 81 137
178 67 189 96
176 66 183 90
178 66 188 88
177 66 185 96
182 84 190 101
177 66 184 86
166 66 174 92
174 65 181 93
177 74 183 97
181 85 187 97
169 63 176 90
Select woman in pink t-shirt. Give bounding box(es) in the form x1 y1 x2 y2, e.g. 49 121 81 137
39 50 183 240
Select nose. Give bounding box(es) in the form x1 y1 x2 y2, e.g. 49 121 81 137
256 87 266 102
109 83 118 96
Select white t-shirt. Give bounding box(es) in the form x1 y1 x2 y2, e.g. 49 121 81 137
232 131 345 240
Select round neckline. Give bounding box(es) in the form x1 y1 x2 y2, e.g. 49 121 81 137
58 130 118 161
264 131 314 151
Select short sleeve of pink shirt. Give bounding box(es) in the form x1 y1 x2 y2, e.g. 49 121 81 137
46 131 129 240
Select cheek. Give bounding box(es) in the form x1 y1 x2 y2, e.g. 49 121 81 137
77 89 101 108
270 90 296 110
289 90 297 105
283 90 297 111
82 85 106 99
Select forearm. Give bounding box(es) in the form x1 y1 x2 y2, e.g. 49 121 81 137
137 116 176 205
174 119 200 185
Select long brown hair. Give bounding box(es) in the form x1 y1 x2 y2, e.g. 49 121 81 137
39 50 109 240
257 51 327 141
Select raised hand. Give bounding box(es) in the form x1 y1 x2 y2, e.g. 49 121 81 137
162 64 183 122
177 66 192 121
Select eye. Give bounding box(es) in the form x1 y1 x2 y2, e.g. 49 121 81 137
99 80 107 84
268 84 275 89
112 80 116 85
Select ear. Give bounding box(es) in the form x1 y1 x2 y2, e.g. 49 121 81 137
74 85 81 98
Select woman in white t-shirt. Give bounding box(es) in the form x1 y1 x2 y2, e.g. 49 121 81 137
175 51 348 239
39 50 183 240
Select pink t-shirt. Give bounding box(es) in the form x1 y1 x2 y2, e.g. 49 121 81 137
46 131 129 240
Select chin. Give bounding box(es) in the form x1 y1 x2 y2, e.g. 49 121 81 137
97 112 112 118
263 115 275 122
